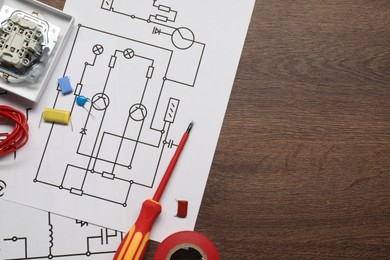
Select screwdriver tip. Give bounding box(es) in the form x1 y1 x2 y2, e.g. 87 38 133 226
186 122 194 134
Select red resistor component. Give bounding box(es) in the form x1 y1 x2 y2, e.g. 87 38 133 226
176 200 188 218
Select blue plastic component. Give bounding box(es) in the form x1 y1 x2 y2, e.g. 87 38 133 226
58 76 73 95
76 95 89 107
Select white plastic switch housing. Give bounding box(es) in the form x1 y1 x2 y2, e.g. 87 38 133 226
0 0 74 102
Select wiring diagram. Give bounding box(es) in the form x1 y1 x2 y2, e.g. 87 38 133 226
1 0 206 256
34 0 205 207
0 199 122 259
1 0 255 252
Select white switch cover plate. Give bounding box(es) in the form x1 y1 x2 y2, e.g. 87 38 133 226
0 0 74 102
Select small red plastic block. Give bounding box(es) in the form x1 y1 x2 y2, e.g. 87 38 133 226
176 200 188 218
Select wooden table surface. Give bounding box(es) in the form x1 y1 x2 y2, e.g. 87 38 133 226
40 0 390 259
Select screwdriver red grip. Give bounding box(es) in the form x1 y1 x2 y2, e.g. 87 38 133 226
114 199 162 260
114 122 193 259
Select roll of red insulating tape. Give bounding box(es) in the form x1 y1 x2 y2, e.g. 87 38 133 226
154 231 220 260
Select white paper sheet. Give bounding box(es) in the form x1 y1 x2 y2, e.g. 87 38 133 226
0 199 121 260
2 0 255 242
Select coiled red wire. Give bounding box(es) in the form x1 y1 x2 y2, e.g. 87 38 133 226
0 105 29 156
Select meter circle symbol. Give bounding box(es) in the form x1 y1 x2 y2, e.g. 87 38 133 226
171 27 195 50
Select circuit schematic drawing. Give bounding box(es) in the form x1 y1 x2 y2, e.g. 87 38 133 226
34 0 205 207
0 200 123 260
101 0 178 24
1 0 209 257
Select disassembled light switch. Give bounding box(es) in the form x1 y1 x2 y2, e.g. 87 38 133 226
0 8 60 83
0 1 74 103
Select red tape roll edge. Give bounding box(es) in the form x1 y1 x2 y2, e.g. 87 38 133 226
154 231 220 260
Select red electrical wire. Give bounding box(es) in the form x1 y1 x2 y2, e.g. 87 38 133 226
0 105 29 156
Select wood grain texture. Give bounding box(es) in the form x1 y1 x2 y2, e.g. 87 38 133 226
40 0 390 259
38 0 64 9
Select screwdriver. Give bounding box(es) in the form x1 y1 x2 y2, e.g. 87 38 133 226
114 122 194 260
